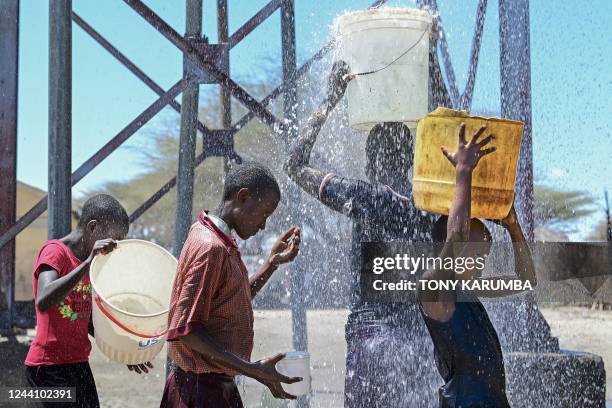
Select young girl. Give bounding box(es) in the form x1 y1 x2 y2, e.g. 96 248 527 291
25 194 150 407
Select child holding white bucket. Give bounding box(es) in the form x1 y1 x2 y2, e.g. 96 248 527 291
24 194 152 407
161 162 302 408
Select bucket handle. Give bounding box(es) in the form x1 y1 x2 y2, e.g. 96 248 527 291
94 295 168 339
348 29 428 78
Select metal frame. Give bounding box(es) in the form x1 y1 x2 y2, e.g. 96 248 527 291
173 0 203 256
0 0 19 328
0 0 535 361
499 0 535 241
48 1 73 239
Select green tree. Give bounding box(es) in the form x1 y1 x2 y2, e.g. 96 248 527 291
534 184 598 234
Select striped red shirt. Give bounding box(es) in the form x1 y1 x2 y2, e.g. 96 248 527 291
167 211 254 376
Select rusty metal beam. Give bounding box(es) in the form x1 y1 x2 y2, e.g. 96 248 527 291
228 0 282 49
0 0 19 328
281 0 297 128
72 12 213 137
605 190 611 242
72 80 185 184
218 0 232 173
48 0 73 239
106 0 391 227
499 0 534 241
0 81 186 250
1 0 391 263
123 0 285 131
173 0 202 256
218 0 232 129
423 0 460 107
459 0 487 110
127 0 390 218
231 38 335 132
280 2 308 407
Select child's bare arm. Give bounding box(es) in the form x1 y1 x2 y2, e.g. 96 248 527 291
180 326 300 400
475 206 537 298
442 124 494 240
284 61 352 198
504 206 537 286
418 242 457 321
36 239 117 311
419 124 496 321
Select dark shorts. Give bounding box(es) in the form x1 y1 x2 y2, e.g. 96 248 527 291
25 362 99 408
344 321 441 408
160 366 243 408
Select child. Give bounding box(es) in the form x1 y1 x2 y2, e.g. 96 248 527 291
285 61 440 407
25 194 150 407
417 124 537 407
161 162 302 408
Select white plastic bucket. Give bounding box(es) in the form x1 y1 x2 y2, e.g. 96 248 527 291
275 351 311 396
90 239 177 365
335 8 433 131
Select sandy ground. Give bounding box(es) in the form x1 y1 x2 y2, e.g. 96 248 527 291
89 310 350 408
3 307 610 407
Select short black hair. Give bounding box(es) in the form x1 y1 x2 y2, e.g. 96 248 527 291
432 216 491 243
78 194 129 230
366 122 412 158
222 161 281 201
365 122 412 179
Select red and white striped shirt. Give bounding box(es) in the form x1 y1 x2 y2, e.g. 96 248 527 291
167 211 254 376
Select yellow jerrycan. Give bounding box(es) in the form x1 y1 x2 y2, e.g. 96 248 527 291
412 107 524 220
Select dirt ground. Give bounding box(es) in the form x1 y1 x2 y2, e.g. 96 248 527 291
2 307 611 407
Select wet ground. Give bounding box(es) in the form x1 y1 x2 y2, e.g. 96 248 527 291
2 307 611 407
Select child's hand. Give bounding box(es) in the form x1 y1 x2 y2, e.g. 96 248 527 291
87 238 118 262
441 123 496 172
268 227 301 266
250 353 301 400
488 203 519 229
327 61 352 104
127 361 153 374
501 204 519 229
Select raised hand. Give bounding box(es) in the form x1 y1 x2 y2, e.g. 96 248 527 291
251 353 302 400
269 227 301 266
441 123 496 172
327 60 352 105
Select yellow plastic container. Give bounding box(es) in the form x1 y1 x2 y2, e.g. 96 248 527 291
412 107 524 220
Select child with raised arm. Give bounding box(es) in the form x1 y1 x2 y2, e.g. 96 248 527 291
417 124 537 407
161 162 302 408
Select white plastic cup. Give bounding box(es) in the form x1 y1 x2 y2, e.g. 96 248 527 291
275 351 311 396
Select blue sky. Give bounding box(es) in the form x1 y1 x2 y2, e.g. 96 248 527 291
16 0 611 236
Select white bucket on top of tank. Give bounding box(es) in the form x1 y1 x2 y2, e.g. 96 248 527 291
335 8 433 131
